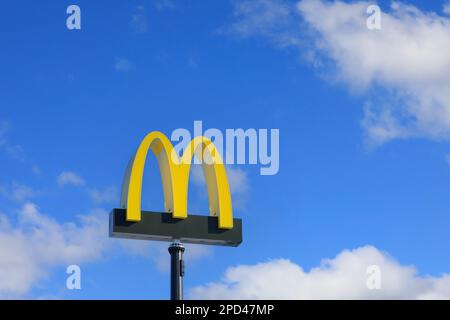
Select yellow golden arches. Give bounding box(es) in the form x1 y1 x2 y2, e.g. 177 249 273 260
120 131 233 229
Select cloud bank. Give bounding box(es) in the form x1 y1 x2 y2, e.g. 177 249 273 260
190 246 450 299
0 203 107 297
0 202 211 298
229 0 450 145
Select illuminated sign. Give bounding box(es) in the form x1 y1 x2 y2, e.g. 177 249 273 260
110 131 243 246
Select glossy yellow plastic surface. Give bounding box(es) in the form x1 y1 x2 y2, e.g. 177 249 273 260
120 132 233 229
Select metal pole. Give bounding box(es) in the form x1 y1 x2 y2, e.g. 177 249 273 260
168 241 185 300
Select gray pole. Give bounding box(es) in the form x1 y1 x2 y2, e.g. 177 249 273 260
168 241 185 300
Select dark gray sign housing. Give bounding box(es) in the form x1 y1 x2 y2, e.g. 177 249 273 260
109 208 243 247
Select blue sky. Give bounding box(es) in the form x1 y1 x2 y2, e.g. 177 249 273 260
1 0 450 299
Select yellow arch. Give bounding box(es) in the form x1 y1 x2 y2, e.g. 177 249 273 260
120 131 233 229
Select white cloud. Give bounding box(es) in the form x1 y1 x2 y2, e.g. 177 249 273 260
88 186 119 204
299 0 450 145
149 243 212 272
0 203 108 297
444 2 450 15
191 165 249 195
114 57 133 72
0 182 39 202
227 0 301 46
57 172 118 204
57 171 85 187
190 246 450 299
226 167 249 195
191 165 249 210
229 0 450 146
154 0 175 11
0 202 212 298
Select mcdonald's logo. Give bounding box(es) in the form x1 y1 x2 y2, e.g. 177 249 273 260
110 131 243 247
120 131 233 229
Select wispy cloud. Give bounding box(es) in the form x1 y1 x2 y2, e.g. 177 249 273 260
32 165 41 176
0 121 25 161
228 0 450 146
187 58 198 68
114 57 133 72
191 165 249 196
0 121 43 176
154 0 175 11
56 171 120 205
226 167 250 196
191 165 249 211
190 246 450 299
57 171 85 187
0 121 7 147
130 6 148 33
226 0 301 46
88 186 118 205
0 182 39 202
444 2 450 15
